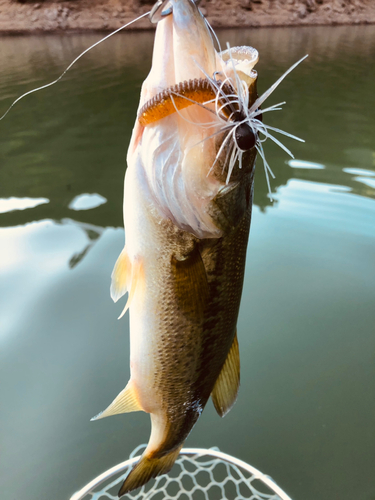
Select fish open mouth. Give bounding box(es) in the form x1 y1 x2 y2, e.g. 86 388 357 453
137 34 307 192
129 0 308 240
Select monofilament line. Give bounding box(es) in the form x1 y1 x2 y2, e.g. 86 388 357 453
0 11 150 122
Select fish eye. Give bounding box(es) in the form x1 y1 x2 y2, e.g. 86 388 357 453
235 123 257 151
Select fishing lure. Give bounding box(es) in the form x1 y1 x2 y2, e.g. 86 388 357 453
138 45 307 190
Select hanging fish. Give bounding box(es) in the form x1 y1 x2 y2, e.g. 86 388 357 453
91 0 306 496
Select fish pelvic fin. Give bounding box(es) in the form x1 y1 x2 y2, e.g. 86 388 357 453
118 445 183 497
110 247 144 319
211 331 240 418
90 381 143 421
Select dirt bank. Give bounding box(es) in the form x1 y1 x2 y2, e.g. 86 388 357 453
0 0 374 33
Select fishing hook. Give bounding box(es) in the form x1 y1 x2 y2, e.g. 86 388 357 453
150 0 202 23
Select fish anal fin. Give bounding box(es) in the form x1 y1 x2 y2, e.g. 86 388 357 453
118 445 183 497
211 332 240 418
91 381 143 421
171 244 209 318
110 247 131 303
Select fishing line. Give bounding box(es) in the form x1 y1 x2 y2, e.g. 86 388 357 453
0 11 150 122
204 17 222 54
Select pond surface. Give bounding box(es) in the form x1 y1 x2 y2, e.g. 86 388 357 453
0 24 375 500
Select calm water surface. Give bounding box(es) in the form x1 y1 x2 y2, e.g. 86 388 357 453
0 25 374 500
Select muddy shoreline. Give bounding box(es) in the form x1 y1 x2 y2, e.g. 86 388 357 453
0 0 374 34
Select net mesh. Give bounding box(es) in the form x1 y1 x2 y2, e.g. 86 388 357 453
71 445 291 500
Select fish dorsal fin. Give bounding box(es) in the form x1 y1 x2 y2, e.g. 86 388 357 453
211 332 240 418
90 381 144 421
111 248 144 319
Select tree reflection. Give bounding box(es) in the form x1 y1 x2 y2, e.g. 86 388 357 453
67 221 104 269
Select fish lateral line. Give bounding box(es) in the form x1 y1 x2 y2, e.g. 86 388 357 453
138 77 236 126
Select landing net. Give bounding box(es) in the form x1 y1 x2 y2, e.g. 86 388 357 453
70 445 292 500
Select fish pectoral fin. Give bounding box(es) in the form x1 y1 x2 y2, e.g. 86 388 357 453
90 381 144 421
118 445 183 497
171 244 209 317
111 248 144 319
110 247 131 303
211 332 240 418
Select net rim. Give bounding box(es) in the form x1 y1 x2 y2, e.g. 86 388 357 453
70 447 293 500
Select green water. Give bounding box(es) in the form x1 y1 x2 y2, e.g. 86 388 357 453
0 25 374 500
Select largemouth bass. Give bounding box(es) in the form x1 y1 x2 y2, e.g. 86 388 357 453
92 0 305 495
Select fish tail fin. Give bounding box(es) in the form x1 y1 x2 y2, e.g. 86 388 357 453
118 445 183 497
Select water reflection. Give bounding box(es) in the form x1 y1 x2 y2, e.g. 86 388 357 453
65 219 104 268
0 196 49 213
0 26 374 233
288 159 325 169
1 24 375 500
68 193 107 211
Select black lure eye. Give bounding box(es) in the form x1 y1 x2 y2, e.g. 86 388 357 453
235 123 257 151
